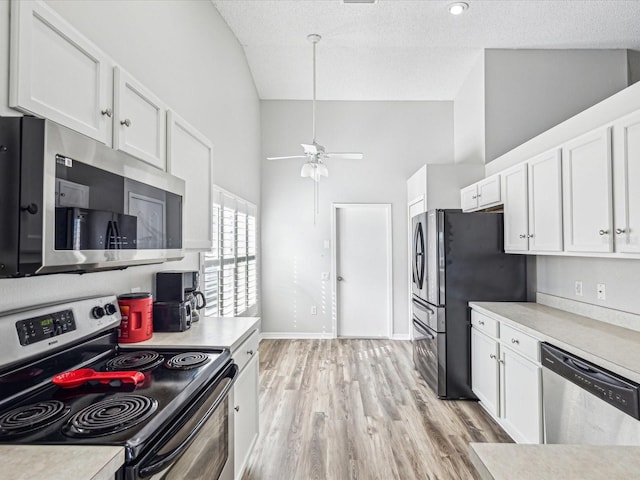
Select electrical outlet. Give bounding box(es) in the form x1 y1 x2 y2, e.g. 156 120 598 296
597 283 606 300
311 306 317 315
575 281 583 297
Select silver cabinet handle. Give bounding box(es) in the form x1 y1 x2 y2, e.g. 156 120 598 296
120 118 132 127
337 276 344 281
246 350 254 356
489 354 496 360
478 320 485 326
498 359 505 364
234 406 240 412
616 228 626 235
511 338 519 344
519 234 526 239
599 229 609 236
527 234 534 238
101 108 112 117
471 195 477 199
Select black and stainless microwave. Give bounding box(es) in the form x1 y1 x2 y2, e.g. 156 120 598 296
0 117 185 276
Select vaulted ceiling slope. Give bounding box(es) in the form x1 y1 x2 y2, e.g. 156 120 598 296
212 0 640 101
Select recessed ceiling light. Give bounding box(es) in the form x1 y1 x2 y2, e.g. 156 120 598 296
448 2 469 15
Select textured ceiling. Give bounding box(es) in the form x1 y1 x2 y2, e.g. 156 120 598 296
212 0 640 101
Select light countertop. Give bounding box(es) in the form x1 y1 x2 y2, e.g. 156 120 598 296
470 443 640 480
469 301 640 384
136 316 261 351
469 301 640 479
0 445 123 480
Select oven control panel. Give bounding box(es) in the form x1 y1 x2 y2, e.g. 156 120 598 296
16 309 77 346
0 295 121 367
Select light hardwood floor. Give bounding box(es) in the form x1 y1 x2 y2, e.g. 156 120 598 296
242 339 511 480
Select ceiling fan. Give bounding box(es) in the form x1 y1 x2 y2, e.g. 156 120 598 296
267 33 364 182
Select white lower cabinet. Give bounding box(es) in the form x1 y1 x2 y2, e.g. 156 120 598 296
471 327 499 417
232 331 260 480
500 345 543 444
471 310 543 444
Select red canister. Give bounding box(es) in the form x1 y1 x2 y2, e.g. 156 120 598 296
117 293 153 343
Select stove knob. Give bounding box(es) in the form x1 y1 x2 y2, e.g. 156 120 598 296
91 306 105 319
104 303 117 316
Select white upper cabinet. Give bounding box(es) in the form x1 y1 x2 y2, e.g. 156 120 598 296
612 110 640 254
9 0 113 145
461 174 502 212
477 175 501 208
562 127 613 253
502 164 529 252
114 67 167 170
528 149 563 252
167 111 214 250
461 184 479 212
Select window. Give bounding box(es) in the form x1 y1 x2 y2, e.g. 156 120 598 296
201 187 257 317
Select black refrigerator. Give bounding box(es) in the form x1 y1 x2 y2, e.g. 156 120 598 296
411 209 527 399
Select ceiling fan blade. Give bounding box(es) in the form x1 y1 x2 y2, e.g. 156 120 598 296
324 152 364 160
266 155 308 161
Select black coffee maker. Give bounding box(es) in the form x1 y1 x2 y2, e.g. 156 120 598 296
154 271 206 331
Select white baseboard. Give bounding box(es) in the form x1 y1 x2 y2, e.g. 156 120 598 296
260 332 335 339
260 332 412 341
391 334 411 341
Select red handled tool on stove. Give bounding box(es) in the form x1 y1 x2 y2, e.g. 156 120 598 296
52 368 145 388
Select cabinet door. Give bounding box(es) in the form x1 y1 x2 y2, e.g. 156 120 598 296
167 111 214 250
500 346 542 444
562 127 613 253
502 164 529 252
478 175 501 208
114 67 167 169
613 111 640 253
234 353 259 480
471 328 499 417
461 184 478 212
9 0 113 145
528 149 563 252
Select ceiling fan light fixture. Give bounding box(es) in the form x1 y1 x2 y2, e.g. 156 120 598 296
300 162 315 178
316 163 329 178
448 2 468 15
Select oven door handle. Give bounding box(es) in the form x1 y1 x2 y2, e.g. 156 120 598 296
138 363 239 478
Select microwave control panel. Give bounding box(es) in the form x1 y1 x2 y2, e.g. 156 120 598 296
16 309 77 346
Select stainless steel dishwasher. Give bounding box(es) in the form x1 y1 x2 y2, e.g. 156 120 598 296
541 343 640 445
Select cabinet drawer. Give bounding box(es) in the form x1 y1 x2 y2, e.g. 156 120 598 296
500 323 539 361
471 310 498 338
233 328 259 373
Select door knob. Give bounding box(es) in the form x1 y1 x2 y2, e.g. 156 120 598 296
120 118 132 127
615 228 626 235
101 108 112 117
599 229 609 236
337 276 344 281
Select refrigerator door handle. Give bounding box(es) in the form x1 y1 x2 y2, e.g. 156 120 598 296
413 318 435 339
412 297 435 315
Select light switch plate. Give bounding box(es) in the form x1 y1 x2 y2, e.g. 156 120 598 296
575 281 583 297
597 283 606 300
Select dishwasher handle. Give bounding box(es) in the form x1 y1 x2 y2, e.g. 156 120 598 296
541 342 640 420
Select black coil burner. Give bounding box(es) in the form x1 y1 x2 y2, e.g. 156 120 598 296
0 400 70 438
106 351 164 371
63 394 158 437
165 352 210 370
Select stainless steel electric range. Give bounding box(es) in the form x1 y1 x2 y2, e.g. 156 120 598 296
0 295 237 480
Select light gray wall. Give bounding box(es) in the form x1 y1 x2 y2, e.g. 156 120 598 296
454 52 485 164
537 256 640 315
0 1 261 312
261 100 453 336
629 50 640 85
484 49 630 163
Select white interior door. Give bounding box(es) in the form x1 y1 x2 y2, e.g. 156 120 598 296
334 204 392 338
